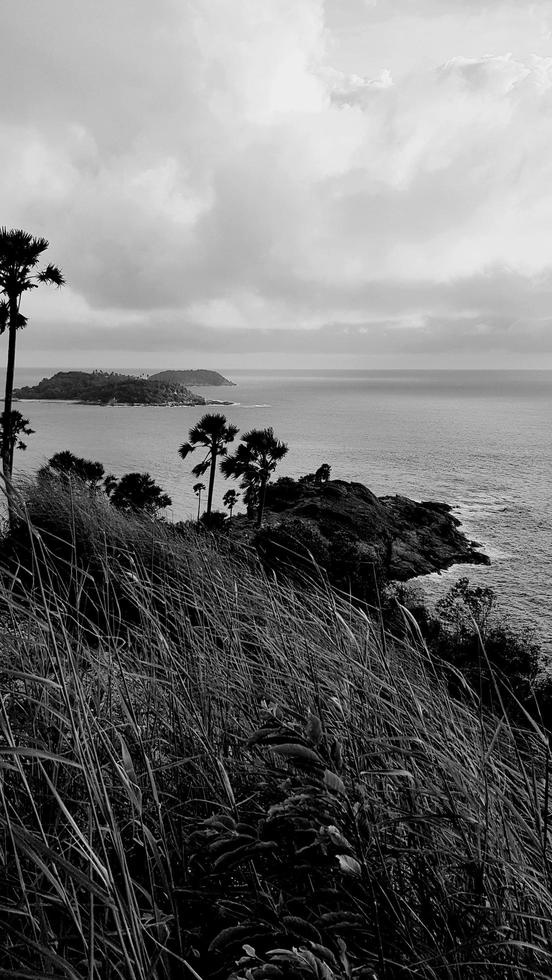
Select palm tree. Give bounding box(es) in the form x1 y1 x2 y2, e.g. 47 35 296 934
221 427 288 527
178 413 239 516
193 481 206 521
0 229 64 494
222 487 238 518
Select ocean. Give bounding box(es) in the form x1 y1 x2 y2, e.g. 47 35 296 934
5 367 552 653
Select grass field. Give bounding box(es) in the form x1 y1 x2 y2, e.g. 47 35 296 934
0 478 551 978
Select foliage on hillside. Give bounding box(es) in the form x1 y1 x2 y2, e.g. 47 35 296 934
0 479 551 978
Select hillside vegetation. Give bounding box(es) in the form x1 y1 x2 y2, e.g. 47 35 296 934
0 478 551 978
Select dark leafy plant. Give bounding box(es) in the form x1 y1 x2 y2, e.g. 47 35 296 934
200 509 228 533
110 471 172 516
43 449 105 488
0 410 34 476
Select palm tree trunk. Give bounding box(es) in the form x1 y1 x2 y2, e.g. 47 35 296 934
257 476 268 527
206 447 217 515
197 491 201 522
2 295 18 524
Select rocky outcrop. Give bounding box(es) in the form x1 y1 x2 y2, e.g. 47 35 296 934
264 478 489 581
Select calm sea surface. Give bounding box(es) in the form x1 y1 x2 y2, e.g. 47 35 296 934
5 368 552 652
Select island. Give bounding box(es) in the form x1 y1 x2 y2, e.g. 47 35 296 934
13 370 206 406
148 369 235 386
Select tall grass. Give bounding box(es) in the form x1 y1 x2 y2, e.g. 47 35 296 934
0 477 551 978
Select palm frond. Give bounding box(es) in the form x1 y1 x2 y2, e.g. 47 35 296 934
37 263 65 287
0 228 49 267
0 300 8 335
192 459 210 479
178 442 195 460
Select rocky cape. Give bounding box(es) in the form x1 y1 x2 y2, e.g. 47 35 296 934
262 478 489 581
13 371 211 406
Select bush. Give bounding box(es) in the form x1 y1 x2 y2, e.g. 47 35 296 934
255 518 330 580
386 578 548 728
199 509 228 532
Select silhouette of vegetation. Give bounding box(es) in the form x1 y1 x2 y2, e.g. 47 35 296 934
110 471 172 515
179 412 239 516
0 410 34 475
199 509 228 532
222 487 238 517
43 450 106 488
193 480 205 521
255 519 385 606
221 426 289 526
386 577 551 730
0 228 64 517
315 461 331 484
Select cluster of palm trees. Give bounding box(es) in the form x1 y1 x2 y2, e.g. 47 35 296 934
0 228 288 530
0 228 64 519
179 413 288 527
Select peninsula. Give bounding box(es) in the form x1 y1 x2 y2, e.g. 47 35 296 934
261 477 490 582
13 370 209 406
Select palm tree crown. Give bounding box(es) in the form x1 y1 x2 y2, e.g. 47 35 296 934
221 427 288 526
178 413 239 516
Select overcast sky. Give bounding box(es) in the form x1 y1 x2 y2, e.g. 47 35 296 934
2 0 552 369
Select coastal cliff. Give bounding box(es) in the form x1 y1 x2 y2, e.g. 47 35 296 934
262 477 489 582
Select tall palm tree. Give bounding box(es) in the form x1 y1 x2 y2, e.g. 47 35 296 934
0 228 64 492
178 413 239 516
193 481 205 521
221 427 288 527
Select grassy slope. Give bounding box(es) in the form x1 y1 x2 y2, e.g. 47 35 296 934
0 479 551 978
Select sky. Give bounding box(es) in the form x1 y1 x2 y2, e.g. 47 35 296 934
2 0 552 369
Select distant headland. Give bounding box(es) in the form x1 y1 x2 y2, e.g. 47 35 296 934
148 369 235 386
13 370 236 406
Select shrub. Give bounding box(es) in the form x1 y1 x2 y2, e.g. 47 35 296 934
200 509 228 532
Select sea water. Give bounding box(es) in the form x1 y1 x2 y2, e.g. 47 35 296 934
6 368 552 652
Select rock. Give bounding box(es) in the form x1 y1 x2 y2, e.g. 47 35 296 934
264 478 489 582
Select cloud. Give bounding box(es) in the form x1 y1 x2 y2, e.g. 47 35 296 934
1 0 552 365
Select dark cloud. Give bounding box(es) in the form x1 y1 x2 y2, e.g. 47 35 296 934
2 0 552 366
